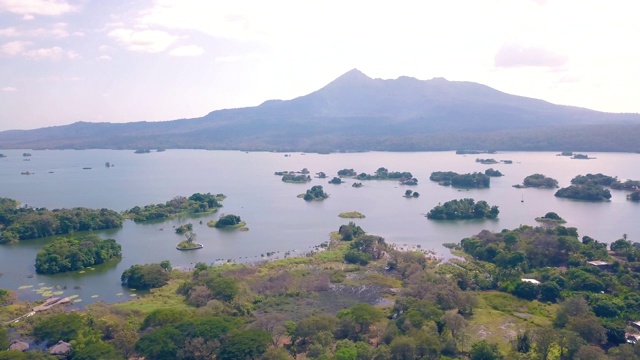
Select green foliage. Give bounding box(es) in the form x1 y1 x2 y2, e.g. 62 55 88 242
302 185 329 201
484 168 503 177
628 190 640 201
426 198 499 220
337 303 385 333
355 167 413 181
121 262 171 289
571 173 617 186
214 214 243 228
329 177 343 184
338 222 365 241
344 250 372 265
141 308 193 330
33 313 88 346
430 171 490 188
337 169 357 177
0 198 123 243
470 340 504 360
217 329 271 360
71 341 121 360
281 173 311 183
0 327 8 351
35 234 122 274
123 193 223 222
175 223 193 234
555 184 612 201
518 173 558 188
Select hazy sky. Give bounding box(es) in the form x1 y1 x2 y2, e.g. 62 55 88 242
1 0 639 131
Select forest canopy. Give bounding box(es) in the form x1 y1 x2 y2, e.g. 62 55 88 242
0 198 123 244
35 234 122 274
426 198 499 220
123 193 224 222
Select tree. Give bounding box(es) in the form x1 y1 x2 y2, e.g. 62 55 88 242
33 313 87 346
470 340 503 360
338 303 385 334
574 345 607 360
533 327 556 360
389 336 416 360
121 263 170 289
217 329 271 360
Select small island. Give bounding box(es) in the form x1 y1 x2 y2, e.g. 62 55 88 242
484 168 503 177
281 173 311 183
355 167 414 181
123 193 224 222
535 211 567 224
628 190 640 201
121 261 172 289
456 149 496 154
22 153 32 157
337 168 357 177
315 171 327 178
404 190 420 198
134 149 151 154
513 173 559 188
338 211 365 219
475 158 498 164
35 235 122 274
430 171 490 188
207 214 248 230
299 185 329 201
571 153 594 160
556 151 573 156
555 184 612 201
352 182 363 188
328 177 343 184
426 198 499 220
176 231 203 250
0 153 6 158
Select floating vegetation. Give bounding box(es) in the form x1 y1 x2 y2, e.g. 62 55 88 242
88 267 95 271
53 291 64 296
38 283 45 286
41 291 53 297
91 295 99 298
78 271 85 274
116 292 123 296
73 299 82 303
18 285 33 290
67 295 79 299
129 294 137 297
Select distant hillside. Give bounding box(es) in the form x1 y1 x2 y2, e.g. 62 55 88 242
2 69 640 152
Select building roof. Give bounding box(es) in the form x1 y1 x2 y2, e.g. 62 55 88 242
49 340 72 355
8 340 29 352
521 278 541 285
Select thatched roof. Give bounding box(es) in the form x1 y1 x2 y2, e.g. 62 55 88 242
8 340 29 351
49 340 72 355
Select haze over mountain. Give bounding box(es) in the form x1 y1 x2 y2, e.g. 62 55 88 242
2 69 639 152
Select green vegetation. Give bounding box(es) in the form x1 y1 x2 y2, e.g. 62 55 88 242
35 235 122 274
0 197 123 244
427 198 499 220
535 211 567 224
557 151 573 156
134 149 151 154
337 168 357 177
328 177 343 184
208 214 247 230
430 171 490 188
484 168 503 177
177 231 202 250
301 185 329 201
281 173 311 183
121 262 172 289
175 223 193 234
404 190 420 198
123 193 224 222
475 158 498 164
514 173 559 188
352 182 363 188
355 167 414 181
338 211 365 219
555 184 612 201
628 190 640 201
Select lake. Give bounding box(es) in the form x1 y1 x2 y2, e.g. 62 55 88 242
1 149 639 305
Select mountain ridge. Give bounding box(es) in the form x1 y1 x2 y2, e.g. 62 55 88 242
1 69 639 152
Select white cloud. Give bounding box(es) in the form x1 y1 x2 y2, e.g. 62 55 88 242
108 28 177 53
22 14 34 20
1 40 78 59
494 44 567 69
169 45 203 57
97 54 111 61
0 27 19 36
1 86 17 92
0 0 77 16
0 40 30 55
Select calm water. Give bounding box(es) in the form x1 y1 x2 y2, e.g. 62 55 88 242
1 149 639 305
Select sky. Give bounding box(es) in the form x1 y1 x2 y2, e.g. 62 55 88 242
1 0 639 131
